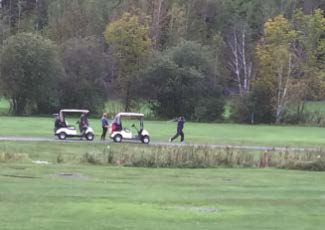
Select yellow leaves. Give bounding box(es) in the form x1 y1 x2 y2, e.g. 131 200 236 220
104 12 152 61
264 15 296 47
257 15 296 81
257 13 298 71
255 14 298 95
313 9 325 30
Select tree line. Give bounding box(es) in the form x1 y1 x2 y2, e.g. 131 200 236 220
0 0 324 124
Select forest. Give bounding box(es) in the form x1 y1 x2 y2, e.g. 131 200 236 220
0 0 324 124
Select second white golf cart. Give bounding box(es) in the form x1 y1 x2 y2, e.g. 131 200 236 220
54 109 95 141
109 112 150 144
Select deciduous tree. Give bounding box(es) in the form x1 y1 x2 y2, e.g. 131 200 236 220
104 12 152 111
59 37 110 114
0 32 62 115
143 41 225 121
256 15 297 123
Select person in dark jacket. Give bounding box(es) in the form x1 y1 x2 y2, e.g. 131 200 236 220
54 114 66 131
101 113 109 141
78 112 89 135
169 116 185 142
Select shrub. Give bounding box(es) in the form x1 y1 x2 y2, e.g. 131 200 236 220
100 145 257 168
56 154 64 164
230 94 253 123
82 152 106 165
143 41 225 120
59 37 110 114
0 33 63 115
85 145 325 172
0 152 29 162
194 87 225 122
231 82 276 124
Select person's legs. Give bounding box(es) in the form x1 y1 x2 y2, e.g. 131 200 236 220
170 132 179 142
180 130 184 142
81 126 87 136
101 127 105 140
102 127 108 140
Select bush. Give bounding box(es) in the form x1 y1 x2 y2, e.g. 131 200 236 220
194 92 225 122
282 105 325 126
82 151 108 165
76 145 325 172
143 41 225 120
285 160 325 171
0 33 63 115
231 81 276 124
97 145 257 168
0 152 29 162
59 37 110 114
230 94 253 123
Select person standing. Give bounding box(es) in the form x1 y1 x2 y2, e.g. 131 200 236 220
169 116 185 143
78 112 89 135
101 113 109 141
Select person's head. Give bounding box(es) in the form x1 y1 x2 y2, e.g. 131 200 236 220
103 113 107 118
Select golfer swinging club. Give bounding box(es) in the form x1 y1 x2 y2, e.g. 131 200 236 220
169 116 185 143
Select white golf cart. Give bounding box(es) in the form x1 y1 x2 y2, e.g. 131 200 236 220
54 109 94 141
109 112 150 144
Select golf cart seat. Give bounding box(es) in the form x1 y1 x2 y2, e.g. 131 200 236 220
67 126 76 130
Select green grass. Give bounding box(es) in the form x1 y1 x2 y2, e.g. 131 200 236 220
105 100 154 118
1 98 325 148
1 116 325 147
223 100 232 120
1 140 325 229
0 99 9 115
0 143 325 230
303 101 325 113
1 99 325 229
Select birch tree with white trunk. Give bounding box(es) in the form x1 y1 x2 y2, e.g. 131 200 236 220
226 24 252 96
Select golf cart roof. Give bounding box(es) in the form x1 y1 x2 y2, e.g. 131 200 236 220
60 109 89 114
115 112 144 118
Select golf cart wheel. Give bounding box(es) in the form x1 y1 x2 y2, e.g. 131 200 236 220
58 132 67 140
113 134 122 143
86 133 94 141
141 135 150 144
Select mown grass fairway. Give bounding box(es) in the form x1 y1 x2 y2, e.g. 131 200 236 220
1 116 325 147
1 160 325 229
1 139 325 229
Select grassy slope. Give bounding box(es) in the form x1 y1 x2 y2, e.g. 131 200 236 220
0 99 9 115
1 160 324 230
1 138 325 229
0 116 325 147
